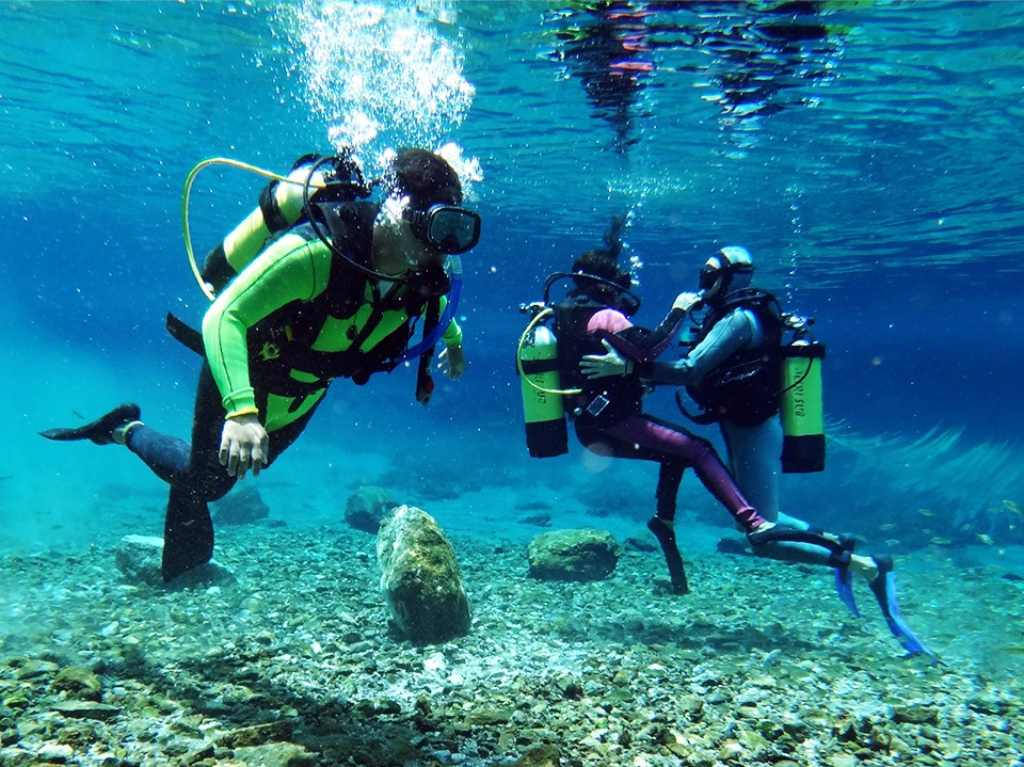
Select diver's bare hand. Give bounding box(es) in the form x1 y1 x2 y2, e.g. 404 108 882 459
580 340 632 379
439 345 466 380
219 414 269 479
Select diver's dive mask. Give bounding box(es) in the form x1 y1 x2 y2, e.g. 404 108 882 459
404 204 482 254
699 257 753 296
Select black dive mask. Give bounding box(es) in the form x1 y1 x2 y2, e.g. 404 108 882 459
404 204 481 254
699 262 752 296
698 264 721 292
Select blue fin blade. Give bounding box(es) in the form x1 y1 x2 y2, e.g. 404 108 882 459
834 567 861 618
872 570 935 659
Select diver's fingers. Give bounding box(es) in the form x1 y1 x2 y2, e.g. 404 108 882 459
601 339 616 354
251 440 268 477
219 431 230 466
227 441 240 477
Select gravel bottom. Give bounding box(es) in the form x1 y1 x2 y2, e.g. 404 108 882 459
1 521 1021 767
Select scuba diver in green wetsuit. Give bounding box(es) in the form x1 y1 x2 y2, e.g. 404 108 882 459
42 149 481 582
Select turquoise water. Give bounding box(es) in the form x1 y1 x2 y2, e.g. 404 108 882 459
1 2 1023 765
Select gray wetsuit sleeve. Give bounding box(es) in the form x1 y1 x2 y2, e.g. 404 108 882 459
642 308 759 386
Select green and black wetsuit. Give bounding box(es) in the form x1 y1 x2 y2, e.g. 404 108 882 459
129 192 462 581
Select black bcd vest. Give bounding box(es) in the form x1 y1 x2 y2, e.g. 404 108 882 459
554 294 645 426
168 201 448 403
684 288 784 426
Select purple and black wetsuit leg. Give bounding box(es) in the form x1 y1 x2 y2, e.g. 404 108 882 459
577 414 766 593
599 415 766 531
125 364 319 581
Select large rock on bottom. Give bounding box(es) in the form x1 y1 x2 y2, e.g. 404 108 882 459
376 506 470 643
527 529 621 581
345 485 398 533
114 535 233 588
212 485 270 526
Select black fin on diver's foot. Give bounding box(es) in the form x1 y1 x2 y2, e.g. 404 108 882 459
868 555 935 659
647 517 689 595
162 487 215 583
40 403 141 445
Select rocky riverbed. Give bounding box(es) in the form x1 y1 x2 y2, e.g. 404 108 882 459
1 521 1021 767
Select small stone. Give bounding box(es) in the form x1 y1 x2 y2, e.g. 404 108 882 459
737 729 768 751
513 744 560 767
893 704 938 724
718 739 744 760
51 701 121 721
736 688 766 706
217 721 294 748
37 742 74 763
527 529 621 581
15 659 58 680
181 743 216 764
52 667 102 699
679 695 703 718
1 693 28 710
114 535 234 587
828 754 859 767
463 706 514 726
232 742 314 767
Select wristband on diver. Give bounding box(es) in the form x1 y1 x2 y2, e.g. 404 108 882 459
226 406 260 420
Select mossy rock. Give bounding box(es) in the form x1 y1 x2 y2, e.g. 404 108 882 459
346 486 399 534
377 506 470 643
527 529 621 581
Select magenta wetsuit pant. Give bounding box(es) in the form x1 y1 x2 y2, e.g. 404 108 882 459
574 308 766 532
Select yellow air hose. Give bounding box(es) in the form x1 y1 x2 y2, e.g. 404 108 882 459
516 307 583 397
181 157 327 301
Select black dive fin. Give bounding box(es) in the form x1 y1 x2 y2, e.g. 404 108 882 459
40 404 141 445
162 487 215 582
647 517 689 595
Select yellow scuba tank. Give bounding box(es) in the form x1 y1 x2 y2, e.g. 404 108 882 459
516 309 572 458
780 339 826 473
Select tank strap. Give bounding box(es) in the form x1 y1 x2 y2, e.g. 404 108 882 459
259 182 291 234
520 359 561 375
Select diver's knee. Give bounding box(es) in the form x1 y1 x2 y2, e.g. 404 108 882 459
686 435 716 464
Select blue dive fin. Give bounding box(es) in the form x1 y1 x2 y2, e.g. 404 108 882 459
834 567 861 618
868 557 935 659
